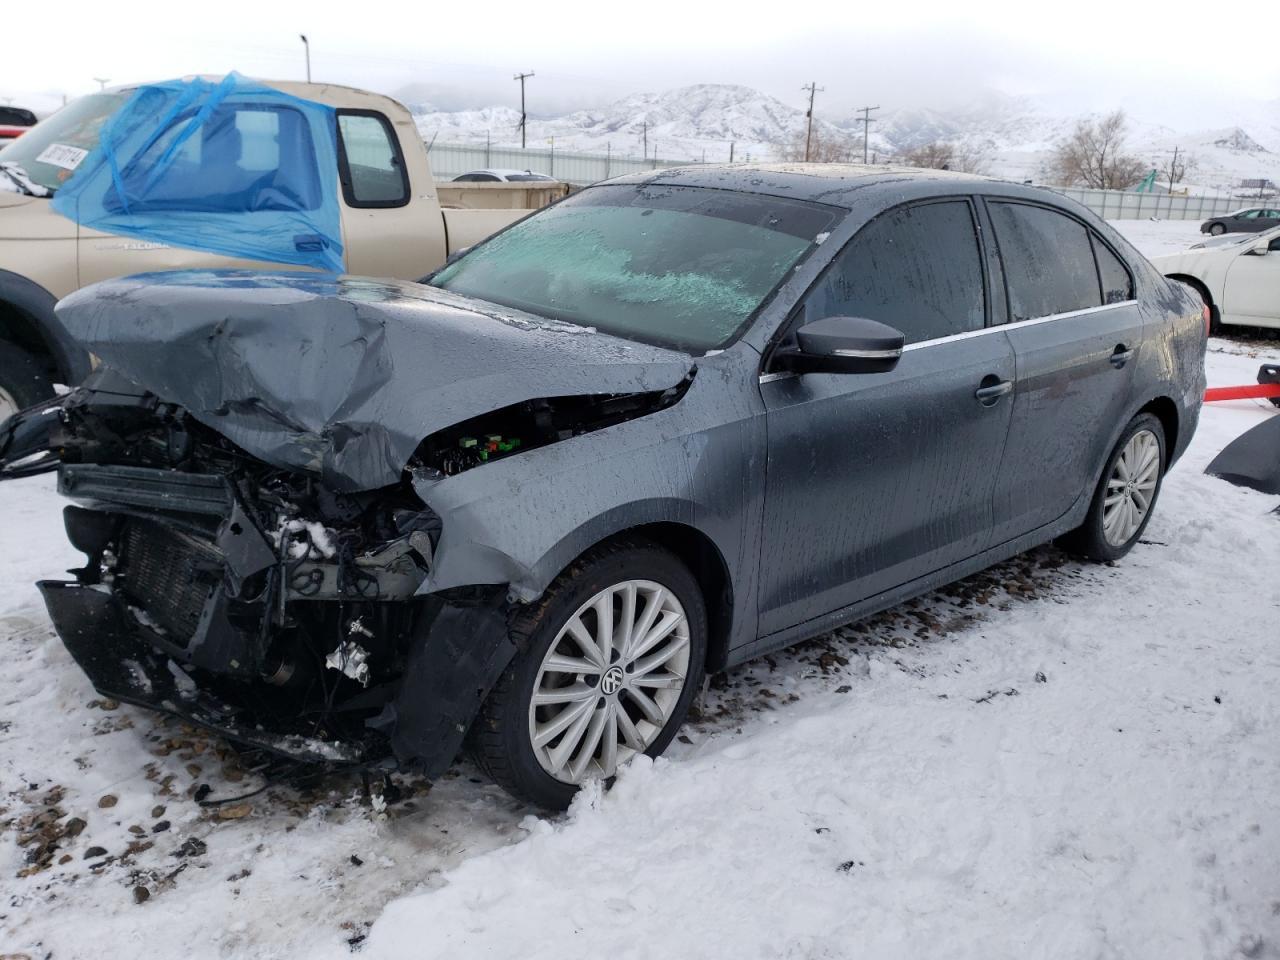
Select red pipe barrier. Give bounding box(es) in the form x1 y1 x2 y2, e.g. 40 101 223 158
1204 384 1280 402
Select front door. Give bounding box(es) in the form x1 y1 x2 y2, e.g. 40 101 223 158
1222 238 1280 325
758 198 1015 636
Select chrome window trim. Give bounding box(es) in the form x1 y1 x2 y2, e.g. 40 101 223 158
757 299 1137 381
902 299 1137 352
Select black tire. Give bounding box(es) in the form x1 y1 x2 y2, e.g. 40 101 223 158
1209 222 1226 236
0 340 55 422
470 539 708 810
1059 413 1166 562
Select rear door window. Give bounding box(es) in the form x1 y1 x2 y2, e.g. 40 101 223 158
989 202 1102 321
804 199 986 345
337 112 408 207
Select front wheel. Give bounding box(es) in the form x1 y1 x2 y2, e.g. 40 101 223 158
470 541 707 810
1059 413 1166 562
1209 222 1227 236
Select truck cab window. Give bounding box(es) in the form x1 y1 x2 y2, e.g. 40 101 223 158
337 112 408 207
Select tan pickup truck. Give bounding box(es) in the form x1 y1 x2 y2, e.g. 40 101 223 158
0 80 566 419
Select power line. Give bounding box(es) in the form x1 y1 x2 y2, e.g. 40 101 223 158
855 105 880 165
801 81 824 162
513 71 534 149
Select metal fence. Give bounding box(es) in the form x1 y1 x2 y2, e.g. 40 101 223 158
425 141 685 185
1047 186 1250 221
423 141 1265 220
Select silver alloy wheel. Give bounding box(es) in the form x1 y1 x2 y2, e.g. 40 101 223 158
528 579 691 785
1102 428 1160 547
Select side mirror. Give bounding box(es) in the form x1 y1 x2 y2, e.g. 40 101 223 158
1249 239 1270 256
773 315 905 375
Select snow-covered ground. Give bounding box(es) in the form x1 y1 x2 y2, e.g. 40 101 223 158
2 225 1277 958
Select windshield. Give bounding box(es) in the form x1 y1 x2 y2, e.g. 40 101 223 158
0 92 128 193
432 184 841 351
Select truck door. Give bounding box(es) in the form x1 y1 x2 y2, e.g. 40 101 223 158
335 110 445 279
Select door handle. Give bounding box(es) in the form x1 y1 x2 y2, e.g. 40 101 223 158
1110 344 1135 368
974 378 1013 405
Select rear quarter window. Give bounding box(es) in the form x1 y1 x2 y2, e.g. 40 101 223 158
1092 236 1134 304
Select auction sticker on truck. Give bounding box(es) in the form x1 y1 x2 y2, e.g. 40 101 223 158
36 143 89 171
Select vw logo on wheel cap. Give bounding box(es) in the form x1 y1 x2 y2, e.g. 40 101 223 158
600 665 624 696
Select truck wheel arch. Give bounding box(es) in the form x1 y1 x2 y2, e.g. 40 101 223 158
0 270 91 385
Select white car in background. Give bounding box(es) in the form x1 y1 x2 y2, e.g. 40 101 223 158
1154 225 1280 332
452 168 557 182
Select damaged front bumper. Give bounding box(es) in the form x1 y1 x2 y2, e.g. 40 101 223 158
36 448 518 777
39 579 375 764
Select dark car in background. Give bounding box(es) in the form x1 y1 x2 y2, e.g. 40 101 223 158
1201 207 1280 235
0 165 1207 809
0 106 38 145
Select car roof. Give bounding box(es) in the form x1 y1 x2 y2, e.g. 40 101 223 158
603 162 1044 211
463 168 552 178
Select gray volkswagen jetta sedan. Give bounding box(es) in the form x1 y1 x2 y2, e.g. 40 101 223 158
0 164 1207 809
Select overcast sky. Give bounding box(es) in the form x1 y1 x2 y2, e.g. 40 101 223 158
3 0 1275 128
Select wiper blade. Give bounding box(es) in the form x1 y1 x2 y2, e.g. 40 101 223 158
0 162 51 198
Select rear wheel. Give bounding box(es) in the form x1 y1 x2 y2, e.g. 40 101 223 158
470 540 707 810
1059 413 1165 562
0 341 54 425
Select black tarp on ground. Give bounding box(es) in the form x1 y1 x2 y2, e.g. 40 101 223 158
1206 415 1280 495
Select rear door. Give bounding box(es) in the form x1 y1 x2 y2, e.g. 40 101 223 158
758 198 1016 635
986 200 1144 543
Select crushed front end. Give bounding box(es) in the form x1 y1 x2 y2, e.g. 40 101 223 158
23 374 468 771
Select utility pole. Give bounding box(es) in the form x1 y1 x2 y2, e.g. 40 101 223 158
729 141 735 163
1167 145 1179 194
513 71 534 148
856 105 879 165
93 77 110 91
642 120 648 159
299 35 310 83
801 81 823 162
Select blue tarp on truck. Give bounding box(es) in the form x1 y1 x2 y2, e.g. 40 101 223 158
51 73 344 272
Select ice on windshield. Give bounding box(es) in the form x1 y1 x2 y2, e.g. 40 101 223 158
433 186 840 351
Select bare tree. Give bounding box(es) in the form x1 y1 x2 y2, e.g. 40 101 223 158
898 140 990 175
1045 111 1147 190
1160 149 1199 193
774 126 863 163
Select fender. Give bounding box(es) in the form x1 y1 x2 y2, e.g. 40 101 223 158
0 270 91 384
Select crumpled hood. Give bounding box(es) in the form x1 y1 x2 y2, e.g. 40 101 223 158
55 270 695 491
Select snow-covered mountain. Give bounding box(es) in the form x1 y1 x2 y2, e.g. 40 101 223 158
410 82 1279 192
413 83 843 163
